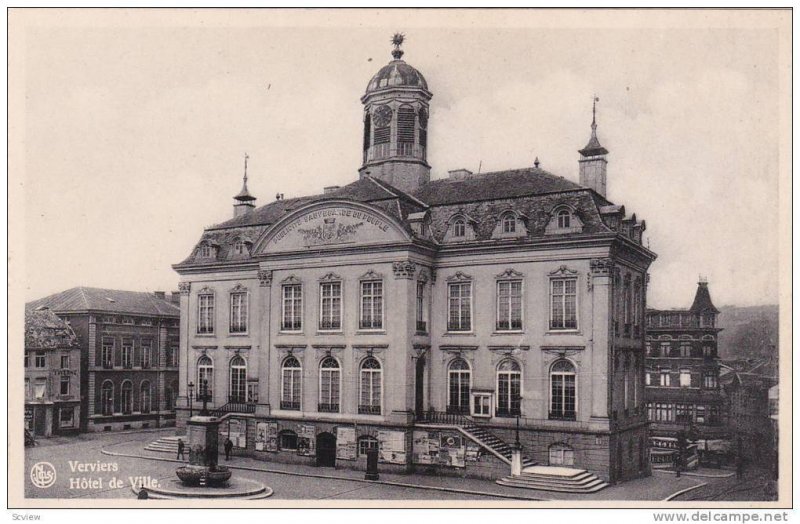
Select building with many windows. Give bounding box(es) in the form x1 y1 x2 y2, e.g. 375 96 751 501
24 307 81 437
644 280 726 443
173 37 656 483
26 287 180 432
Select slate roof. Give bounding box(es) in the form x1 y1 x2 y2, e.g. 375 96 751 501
366 59 429 94
27 287 180 317
25 308 80 351
690 282 720 314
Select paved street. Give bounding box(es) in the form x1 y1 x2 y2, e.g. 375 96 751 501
23 429 750 502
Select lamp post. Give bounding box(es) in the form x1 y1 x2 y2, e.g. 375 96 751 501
187 381 194 418
199 378 211 416
513 393 522 450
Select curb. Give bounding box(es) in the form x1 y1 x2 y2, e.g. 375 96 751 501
663 482 708 501
101 445 546 501
654 469 735 479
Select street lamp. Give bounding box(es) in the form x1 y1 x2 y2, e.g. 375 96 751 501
199 378 211 416
513 393 522 450
187 381 194 418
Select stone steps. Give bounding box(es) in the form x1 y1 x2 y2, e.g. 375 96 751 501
460 424 536 467
145 435 182 454
496 466 609 493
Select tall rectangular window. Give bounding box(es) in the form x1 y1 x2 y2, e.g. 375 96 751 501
282 284 302 331
141 340 151 369
229 291 248 333
550 278 577 329
35 352 46 368
448 282 472 332
703 372 718 389
121 338 133 369
101 338 114 368
359 281 383 330
680 342 692 357
679 369 691 387
60 375 70 396
496 280 523 331
60 355 70 369
416 281 426 332
660 370 671 387
319 282 342 331
197 293 215 334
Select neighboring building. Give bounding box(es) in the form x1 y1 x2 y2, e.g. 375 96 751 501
719 360 777 464
27 287 180 432
24 307 81 437
645 280 726 442
173 37 656 483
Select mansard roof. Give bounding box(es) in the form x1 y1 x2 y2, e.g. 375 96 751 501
27 287 180 317
691 282 720 314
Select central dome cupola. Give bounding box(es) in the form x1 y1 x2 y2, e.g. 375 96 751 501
359 34 432 193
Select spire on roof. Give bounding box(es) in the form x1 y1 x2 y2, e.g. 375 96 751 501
234 153 256 202
690 278 720 314
579 95 609 157
391 32 405 60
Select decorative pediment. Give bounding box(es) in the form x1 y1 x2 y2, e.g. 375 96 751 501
230 283 248 293
281 274 302 285
359 270 384 281
548 266 578 277
495 268 523 280
197 286 215 295
491 210 529 239
446 271 473 282
319 272 342 282
443 212 478 243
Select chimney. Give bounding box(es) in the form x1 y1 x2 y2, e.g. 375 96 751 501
448 169 473 180
154 291 166 300
170 291 180 305
324 186 341 195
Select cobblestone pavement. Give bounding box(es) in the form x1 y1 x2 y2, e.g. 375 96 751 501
22 429 743 502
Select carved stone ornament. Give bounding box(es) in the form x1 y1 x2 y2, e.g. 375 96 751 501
360 269 384 281
319 272 342 282
446 271 473 282
392 261 417 279
258 269 273 287
495 268 523 280
548 265 578 277
178 282 192 295
231 283 248 293
281 274 302 285
590 258 614 276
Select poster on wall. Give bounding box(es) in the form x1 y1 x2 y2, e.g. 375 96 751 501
377 430 406 464
438 432 466 468
266 422 279 452
412 430 440 465
297 424 316 456
255 422 267 451
465 441 483 462
336 426 357 460
227 419 247 448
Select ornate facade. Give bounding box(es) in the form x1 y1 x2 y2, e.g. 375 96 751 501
174 37 656 483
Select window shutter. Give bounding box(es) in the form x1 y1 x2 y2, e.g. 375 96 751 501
397 107 415 143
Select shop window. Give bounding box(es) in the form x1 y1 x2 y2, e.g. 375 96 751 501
59 407 75 428
358 436 379 457
279 430 298 450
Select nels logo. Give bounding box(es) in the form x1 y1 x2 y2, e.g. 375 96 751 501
30 461 56 489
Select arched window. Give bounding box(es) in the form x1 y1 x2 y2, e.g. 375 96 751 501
140 381 151 414
557 209 571 229
121 381 133 415
101 381 114 415
278 429 298 450
232 239 247 256
397 106 416 156
550 360 576 420
281 356 301 410
198 243 211 258
496 360 522 417
358 435 379 457
358 357 382 415
229 356 246 403
453 218 466 238
447 359 471 414
501 213 516 234
549 443 575 466
197 355 213 401
319 357 340 413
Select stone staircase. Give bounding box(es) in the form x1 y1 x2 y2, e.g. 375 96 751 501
497 465 609 493
145 435 183 454
461 423 536 468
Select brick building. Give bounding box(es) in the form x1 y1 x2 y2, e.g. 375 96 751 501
27 287 180 432
173 37 656 484
24 308 81 437
645 280 726 442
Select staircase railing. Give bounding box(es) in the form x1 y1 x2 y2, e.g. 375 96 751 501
416 409 476 426
211 402 256 417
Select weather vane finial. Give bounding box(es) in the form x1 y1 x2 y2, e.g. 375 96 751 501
243 152 249 184
592 94 599 128
391 32 405 60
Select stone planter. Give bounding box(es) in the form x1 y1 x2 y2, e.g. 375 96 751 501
176 465 232 487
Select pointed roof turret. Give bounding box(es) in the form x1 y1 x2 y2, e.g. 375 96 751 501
579 96 609 157
234 153 256 203
690 278 720 314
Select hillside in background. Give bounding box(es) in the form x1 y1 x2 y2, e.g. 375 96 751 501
717 304 779 363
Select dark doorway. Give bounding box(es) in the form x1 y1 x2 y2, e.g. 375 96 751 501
316 432 336 467
34 407 47 436
415 356 425 416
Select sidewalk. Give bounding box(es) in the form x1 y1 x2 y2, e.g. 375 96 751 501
101 435 707 501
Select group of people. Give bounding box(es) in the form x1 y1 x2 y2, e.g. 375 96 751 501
176 437 235 461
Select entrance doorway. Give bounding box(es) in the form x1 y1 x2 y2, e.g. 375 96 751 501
34 406 47 436
316 432 336 467
415 356 425 416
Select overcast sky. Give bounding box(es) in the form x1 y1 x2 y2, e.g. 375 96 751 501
15 9 789 308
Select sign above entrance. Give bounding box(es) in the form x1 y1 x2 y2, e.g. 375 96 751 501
259 202 409 253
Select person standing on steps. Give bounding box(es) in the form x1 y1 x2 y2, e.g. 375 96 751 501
176 438 185 461
224 437 233 461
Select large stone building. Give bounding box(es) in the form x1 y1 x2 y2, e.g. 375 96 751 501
644 280 726 442
173 37 656 483
27 287 180 432
24 307 82 437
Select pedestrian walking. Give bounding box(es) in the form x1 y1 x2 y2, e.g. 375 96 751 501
177 438 185 461
224 438 233 461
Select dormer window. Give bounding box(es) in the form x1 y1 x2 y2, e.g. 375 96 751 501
557 209 571 229
454 219 466 237
233 239 246 256
197 241 218 259
502 213 516 234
